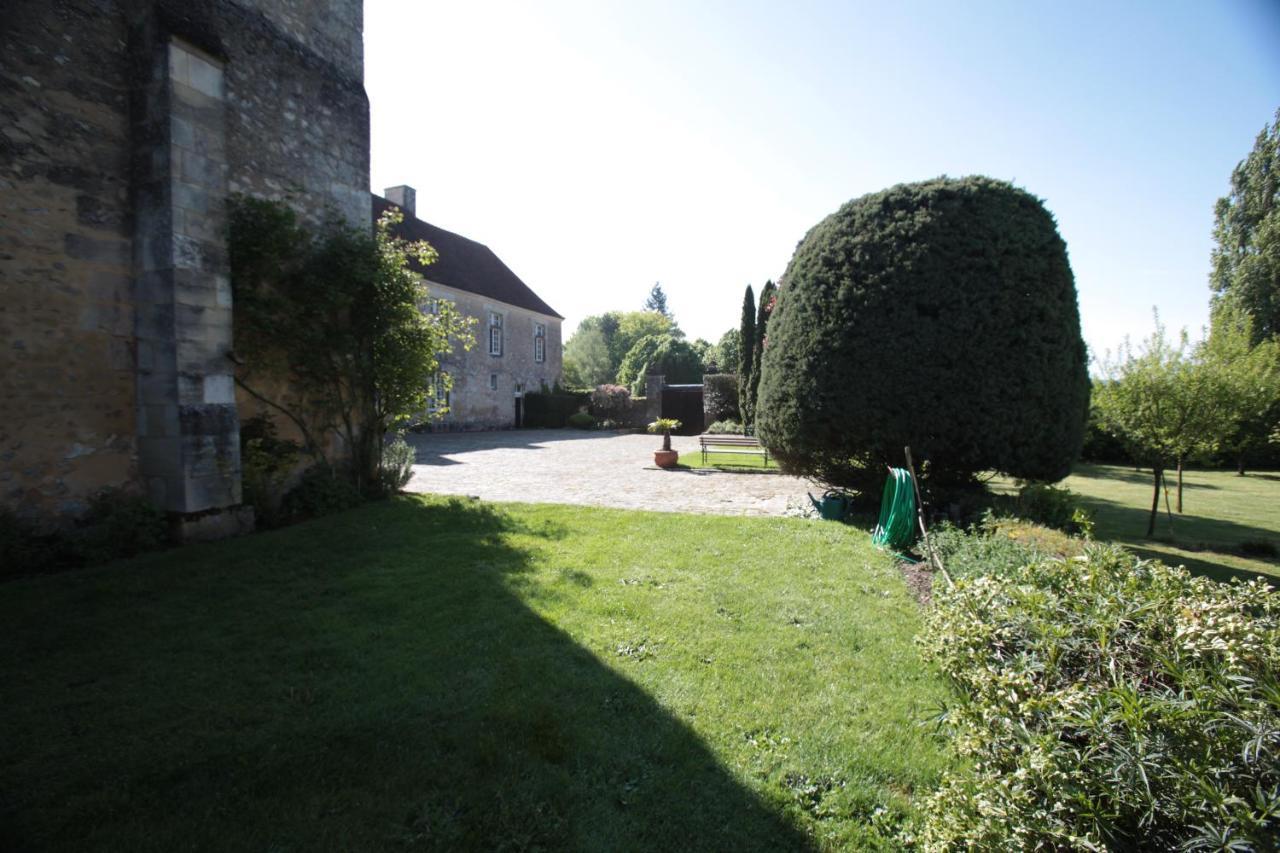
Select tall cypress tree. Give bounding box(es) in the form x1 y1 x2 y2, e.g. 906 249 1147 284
749 280 776 427
738 285 756 429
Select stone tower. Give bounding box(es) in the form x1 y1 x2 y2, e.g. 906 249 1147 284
0 1 370 538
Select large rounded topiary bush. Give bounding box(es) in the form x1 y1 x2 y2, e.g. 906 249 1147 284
756 176 1089 490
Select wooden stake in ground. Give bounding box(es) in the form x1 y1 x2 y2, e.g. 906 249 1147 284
903 446 952 589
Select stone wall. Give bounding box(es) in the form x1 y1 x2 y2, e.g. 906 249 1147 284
0 0 369 531
425 282 563 430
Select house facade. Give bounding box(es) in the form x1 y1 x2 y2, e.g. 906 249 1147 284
376 189 562 430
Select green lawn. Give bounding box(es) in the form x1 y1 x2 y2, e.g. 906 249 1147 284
0 496 951 851
672 448 778 471
993 464 1280 583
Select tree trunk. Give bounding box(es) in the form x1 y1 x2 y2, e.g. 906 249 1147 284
1176 457 1184 514
1238 455 1246 477
1147 466 1162 538
662 431 672 452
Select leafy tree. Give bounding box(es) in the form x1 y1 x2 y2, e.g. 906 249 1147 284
1210 108 1280 345
616 334 703 394
1094 316 1230 533
610 311 679 382
745 279 776 429
714 328 741 377
644 282 672 318
738 285 756 429
690 338 714 372
1204 304 1280 474
561 325 613 388
229 198 473 495
757 177 1090 493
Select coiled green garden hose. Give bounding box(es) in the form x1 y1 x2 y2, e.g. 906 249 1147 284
871 467 917 550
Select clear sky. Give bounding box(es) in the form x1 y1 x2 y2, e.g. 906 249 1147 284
365 0 1280 361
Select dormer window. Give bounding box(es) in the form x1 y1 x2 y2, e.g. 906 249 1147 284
488 312 503 357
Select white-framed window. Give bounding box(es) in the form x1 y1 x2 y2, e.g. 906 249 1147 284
489 373 498 391
488 311 503 356
534 322 546 363
428 372 450 414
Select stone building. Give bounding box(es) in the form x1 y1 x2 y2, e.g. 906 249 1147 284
377 188 563 430
1 0 369 536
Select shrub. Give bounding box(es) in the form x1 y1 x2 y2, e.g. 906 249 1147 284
69 490 170 565
918 544 1280 851
280 464 364 521
993 482 1094 537
378 435 415 493
589 384 631 421
240 414 303 527
706 419 744 435
702 373 739 423
523 391 590 428
757 177 1090 489
0 510 66 576
567 412 596 429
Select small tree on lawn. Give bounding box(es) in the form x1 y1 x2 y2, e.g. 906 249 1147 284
229 198 474 496
1094 316 1229 533
746 279 775 429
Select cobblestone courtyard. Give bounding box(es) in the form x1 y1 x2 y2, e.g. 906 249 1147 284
405 429 821 516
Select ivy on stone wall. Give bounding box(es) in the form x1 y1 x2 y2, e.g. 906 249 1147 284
228 197 474 495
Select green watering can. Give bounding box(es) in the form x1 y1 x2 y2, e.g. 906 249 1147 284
809 490 850 521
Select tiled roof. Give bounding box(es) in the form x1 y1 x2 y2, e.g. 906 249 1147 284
373 194 562 319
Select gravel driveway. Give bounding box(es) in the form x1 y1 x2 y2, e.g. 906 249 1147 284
404 429 821 516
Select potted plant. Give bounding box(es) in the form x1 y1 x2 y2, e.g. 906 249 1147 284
647 418 682 468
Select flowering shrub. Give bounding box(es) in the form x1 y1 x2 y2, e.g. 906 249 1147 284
916 544 1280 851
589 384 631 421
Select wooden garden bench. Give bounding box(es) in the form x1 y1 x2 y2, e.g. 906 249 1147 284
699 434 769 466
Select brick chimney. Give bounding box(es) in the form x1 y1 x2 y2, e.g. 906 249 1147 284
384 185 416 217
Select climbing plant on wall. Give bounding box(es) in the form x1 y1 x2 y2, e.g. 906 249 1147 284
229 198 474 495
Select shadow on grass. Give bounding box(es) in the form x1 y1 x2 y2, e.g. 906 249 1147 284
1073 493 1278 585
1075 464 1221 491
0 497 812 851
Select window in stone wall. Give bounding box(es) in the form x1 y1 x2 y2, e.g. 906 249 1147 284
488 312 503 356
489 373 498 391
429 372 450 414
534 322 546 363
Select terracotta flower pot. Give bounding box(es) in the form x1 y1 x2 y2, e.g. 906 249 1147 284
654 449 679 468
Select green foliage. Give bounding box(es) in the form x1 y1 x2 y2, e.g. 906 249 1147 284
228 197 473 496
1094 313 1236 529
1204 304 1280 472
523 391 590 428
738 285 756 428
757 177 1089 488
609 311 680 376
1211 108 1280 344
378 435 416 493
744 280 775 430
588 384 631 421
567 411 597 429
992 482 1094 537
616 334 703 394
561 325 613 388
69 491 170 566
280 465 364 521
705 419 744 434
239 414 303 527
714 328 742 377
702 373 740 423
647 418 682 434
1 492 169 574
644 282 672 318
919 543 1280 851
690 338 714 372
